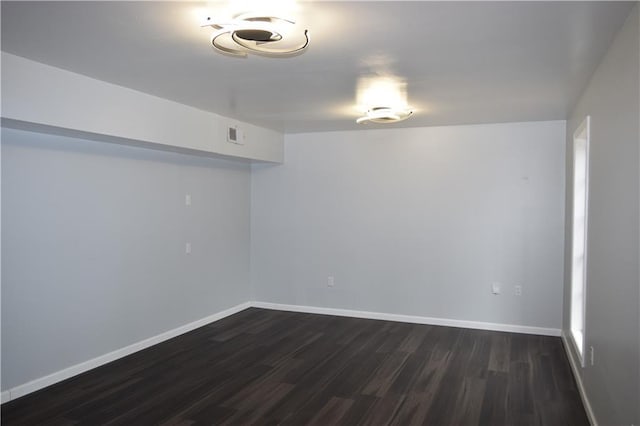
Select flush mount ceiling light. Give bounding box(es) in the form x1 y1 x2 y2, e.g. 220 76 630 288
355 75 413 124
356 107 413 124
201 13 309 58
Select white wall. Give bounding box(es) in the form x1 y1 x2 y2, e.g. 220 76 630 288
251 121 566 330
563 6 639 425
1 53 284 163
1 127 252 390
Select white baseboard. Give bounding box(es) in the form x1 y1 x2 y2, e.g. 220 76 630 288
2 300 562 405
1 301 251 404
561 330 597 425
250 301 561 336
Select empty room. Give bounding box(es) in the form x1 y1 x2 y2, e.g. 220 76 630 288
1 1 639 425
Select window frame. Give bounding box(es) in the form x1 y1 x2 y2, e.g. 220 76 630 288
570 115 590 367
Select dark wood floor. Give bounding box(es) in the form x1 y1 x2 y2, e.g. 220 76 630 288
2 308 588 425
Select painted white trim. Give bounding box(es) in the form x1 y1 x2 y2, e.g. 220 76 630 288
570 114 591 367
250 301 561 336
1 302 251 403
2 300 563 405
561 330 597 426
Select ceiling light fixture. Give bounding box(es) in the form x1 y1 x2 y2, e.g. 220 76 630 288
201 13 309 58
355 75 413 124
356 107 413 124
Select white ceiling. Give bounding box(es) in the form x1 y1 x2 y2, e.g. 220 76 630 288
1 1 635 133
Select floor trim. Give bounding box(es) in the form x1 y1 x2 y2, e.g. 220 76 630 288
561 330 597 425
251 301 562 337
1 300 562 404
0 301 251 404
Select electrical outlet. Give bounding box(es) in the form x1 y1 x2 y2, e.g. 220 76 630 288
589 346 595 366
185 242 192 254
515 285 522 296
185 194 192 206
327 276 335 287
492 282 500 295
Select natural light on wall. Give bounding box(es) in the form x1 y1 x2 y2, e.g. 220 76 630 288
356 75 413 124
571 115 590 366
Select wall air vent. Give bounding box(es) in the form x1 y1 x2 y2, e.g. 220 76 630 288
227 126 245 145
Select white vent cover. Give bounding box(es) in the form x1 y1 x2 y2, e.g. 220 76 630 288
227 126 245 145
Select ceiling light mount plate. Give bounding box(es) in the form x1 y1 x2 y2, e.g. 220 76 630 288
202 13 309 58
356 106 413 124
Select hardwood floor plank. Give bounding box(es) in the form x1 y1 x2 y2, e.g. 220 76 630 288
398 324 432 354
326 351 386 398
356 394 406 426
387 352 428 396
1 308 589 426
448 376 487 426
422 330 477 425
505 361 535 426
279 392 338 426
307 397 353 426
163 404 234 426
388 392 430 426
338 395 378 426
217 382 294 426
464 330 492 379
478 371 508 426
361 352 410 397
488 332 511 373
375 322 414 353
221 381 294 411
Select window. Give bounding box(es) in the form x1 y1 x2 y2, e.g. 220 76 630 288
570 115 590 366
